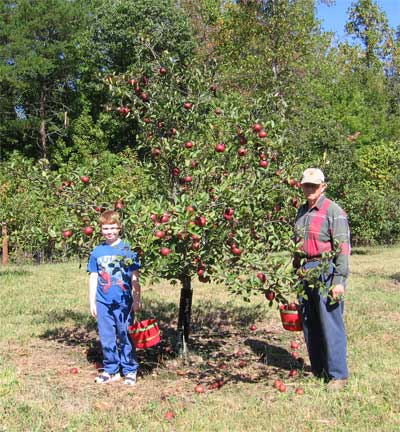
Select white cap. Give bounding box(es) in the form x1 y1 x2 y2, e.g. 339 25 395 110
301 168 325 185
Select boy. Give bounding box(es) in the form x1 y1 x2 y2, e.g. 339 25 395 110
88 210 141 385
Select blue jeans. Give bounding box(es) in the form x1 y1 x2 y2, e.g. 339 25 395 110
96 300 139 375
300 261 348 380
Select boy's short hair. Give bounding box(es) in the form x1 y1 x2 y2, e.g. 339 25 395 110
99 210 122 228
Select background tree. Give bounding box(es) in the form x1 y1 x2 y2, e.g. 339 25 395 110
0 0 91 160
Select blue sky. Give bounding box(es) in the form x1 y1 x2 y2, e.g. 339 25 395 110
317 0 400 41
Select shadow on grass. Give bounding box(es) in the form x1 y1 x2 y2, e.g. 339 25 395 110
0 268 32 277
39 298 295 381
389 273 400 283
351 248 370 255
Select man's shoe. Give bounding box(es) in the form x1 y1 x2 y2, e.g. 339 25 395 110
327 378 348 392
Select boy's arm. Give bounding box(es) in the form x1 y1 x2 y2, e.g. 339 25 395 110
131 270 141 312
89 272 98 317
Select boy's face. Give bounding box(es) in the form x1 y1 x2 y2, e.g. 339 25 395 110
101 223 121 244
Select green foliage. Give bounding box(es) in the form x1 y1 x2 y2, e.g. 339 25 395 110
346 0 394 68
0 151 147 262
99 58 305 304
0 0 91 159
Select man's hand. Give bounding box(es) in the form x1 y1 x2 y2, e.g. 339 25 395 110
331 284 345 302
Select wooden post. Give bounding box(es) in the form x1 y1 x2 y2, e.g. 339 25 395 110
2 223 8 266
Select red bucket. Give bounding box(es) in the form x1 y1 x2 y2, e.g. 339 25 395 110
279 305 303 332
128 319 161 349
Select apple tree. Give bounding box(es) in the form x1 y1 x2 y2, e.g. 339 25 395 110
102 56 304 354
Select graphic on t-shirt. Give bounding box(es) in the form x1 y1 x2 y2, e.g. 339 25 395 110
98 255 127 293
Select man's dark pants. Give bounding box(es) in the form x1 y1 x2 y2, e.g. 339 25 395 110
300 261 348 380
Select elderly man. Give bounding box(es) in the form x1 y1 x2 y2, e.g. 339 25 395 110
294 168 351 391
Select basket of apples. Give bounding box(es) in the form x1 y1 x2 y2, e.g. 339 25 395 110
279 303 302 331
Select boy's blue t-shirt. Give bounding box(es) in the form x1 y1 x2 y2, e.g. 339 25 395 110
87 240 141 305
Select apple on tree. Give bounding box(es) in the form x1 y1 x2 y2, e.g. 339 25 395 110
83 226 94 236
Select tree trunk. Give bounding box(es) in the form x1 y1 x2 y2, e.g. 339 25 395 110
39 90 47 159
2 223 8 266
176 274 193 357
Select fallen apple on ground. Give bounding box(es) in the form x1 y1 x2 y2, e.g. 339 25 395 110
194 384 205 394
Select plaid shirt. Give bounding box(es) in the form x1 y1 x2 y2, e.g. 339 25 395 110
294 195 351 285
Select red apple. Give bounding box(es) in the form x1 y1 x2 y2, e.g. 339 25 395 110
257 272 266 283
238 360 247 368
210 84 218 93
184 176 192 183
128 78 137 86
288 302 298 311
194 384 205 394
197 268 205 277
184 140 193 149
198 275 210 283
183 102 193 110
265 290 275 301
195 215 207 227
191 160 199 168
191 242 200 251
258 130 268 138
164 411 174 420
140 92 149 102
238 147 248 156
273 379 283 389
151 148 161 158
291 351 300 360
223 208 234 220
159 66 167 75
80 175 90 184
238 134 247 145
115 200 124 210
231 247 242 256
259 160 269 168
191 234 200 241
70 367 79 374
62 230 72 239
215 107 222 115
150 213 158 223
249 324 257 331
278 383 287 392
289 178 297 187
252 123 263 132
160 213 170 223
83 226 94 236
171 167 180 177
160 247 171 256
215 143 226 153
289 369 298 377
295 387 305 395
118 106 130 117
186 205 195 213
290 341 300 350
154 230 165 239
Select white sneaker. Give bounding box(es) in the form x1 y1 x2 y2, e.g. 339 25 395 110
124 372 137 386
95 372 121 384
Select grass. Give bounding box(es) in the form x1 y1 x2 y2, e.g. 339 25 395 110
0 246 400 431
